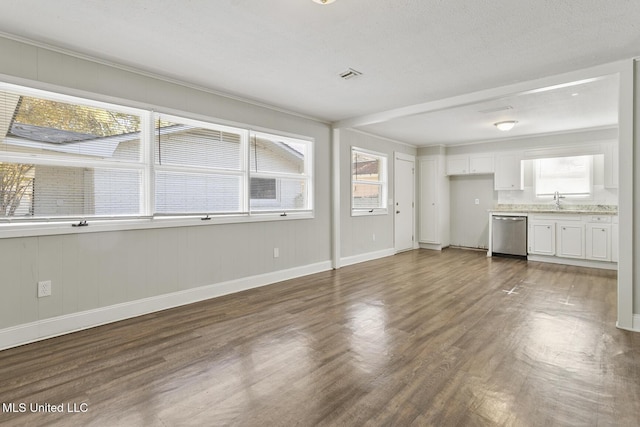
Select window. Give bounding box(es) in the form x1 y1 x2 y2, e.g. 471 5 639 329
0 85 146 219
351 147 387 215
534 155 593 198
249 131 312 213
0 81 314 232
250 178 277 200
154 114 247 215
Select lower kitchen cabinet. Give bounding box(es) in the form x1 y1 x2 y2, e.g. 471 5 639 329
586 223 611 261
527 214 616 266
612 219 619 262
528 221 555 256
557 222 585 259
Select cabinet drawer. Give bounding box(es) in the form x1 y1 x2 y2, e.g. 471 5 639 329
589 216 611 223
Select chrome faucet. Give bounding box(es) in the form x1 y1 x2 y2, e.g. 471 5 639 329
553 191 565 209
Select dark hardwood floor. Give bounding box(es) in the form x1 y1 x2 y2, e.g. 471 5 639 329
1 248 638 426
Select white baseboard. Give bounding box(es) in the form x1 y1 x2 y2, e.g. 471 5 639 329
617 315 640 333
340 248 396 267
527 255 618 270
0 260 332 351
634 315 640 332
419 242 447 251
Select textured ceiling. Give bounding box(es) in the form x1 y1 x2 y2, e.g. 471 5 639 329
0 0 638 145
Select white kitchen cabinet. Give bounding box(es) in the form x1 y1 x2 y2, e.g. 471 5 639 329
556 222 585 259
586 223 611 261
469 154 494 174
611 217 619 262
528 221 555 256
419 155 450 248
446 154 494 175
446 156 469 175
494 152 523 190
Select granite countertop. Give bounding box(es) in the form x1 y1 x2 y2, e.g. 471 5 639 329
490 204 618 215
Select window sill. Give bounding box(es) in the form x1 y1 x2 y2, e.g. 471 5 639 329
0 211 315 239
351 209 388 217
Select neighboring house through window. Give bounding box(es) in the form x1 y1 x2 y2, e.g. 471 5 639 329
0 82 314 226
351 147 388 215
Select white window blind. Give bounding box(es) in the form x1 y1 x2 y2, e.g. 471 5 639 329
249 131 312 212
1 81 315 228
154 115 247 215
0 85 145 220
351 147 387 213
535 155 592 197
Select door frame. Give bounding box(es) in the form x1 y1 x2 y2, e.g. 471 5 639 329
394 152 416 252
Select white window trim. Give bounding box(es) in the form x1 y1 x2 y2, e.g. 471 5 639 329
533 155 594 201
351 146 388 216
249 130 314 214
0 82 315 239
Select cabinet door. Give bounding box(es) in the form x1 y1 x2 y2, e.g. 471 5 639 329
556 223 585 259
469 155 494 174
528 221 555 256
494 153 523 190
446 156 468 175
586 224 611 261
419 158 439 243
611 221 619 262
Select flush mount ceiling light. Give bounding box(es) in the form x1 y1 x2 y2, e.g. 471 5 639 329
312 0 336 4
494 120 518 131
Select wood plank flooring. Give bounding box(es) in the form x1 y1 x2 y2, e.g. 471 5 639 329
1 248 638 426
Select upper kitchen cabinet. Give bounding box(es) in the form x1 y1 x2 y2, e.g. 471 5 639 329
494 152 524 191
469 155 495 174
446 156 468 175
446 154 494 175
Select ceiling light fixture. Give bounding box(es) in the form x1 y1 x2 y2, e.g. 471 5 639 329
312 0 335 4
494 120 518 131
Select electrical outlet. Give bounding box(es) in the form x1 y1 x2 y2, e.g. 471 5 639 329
475 198 480 205
273 248 279 258
38 280 52 298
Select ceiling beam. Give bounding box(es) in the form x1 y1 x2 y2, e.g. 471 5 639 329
334 60 627 130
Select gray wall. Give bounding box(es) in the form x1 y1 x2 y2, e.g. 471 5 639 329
339 129 416 259
449 175 496 249
0 36 331 331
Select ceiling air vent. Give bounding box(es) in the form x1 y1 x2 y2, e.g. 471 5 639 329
339 68 362 80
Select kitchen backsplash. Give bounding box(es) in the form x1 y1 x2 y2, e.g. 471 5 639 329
493 203 618 213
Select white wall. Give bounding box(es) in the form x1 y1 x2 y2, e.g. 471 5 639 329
338 129 416 262
0 36 332 346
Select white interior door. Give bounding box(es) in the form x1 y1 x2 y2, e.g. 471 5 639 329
394 153 415 252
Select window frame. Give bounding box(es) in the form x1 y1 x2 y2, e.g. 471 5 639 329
152 112 249 216
249 130 314 215
351 146 388 216
533 154 594 201
0 81 315 238
0 82 151 221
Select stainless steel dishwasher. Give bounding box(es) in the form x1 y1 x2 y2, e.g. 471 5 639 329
492 215 527 257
